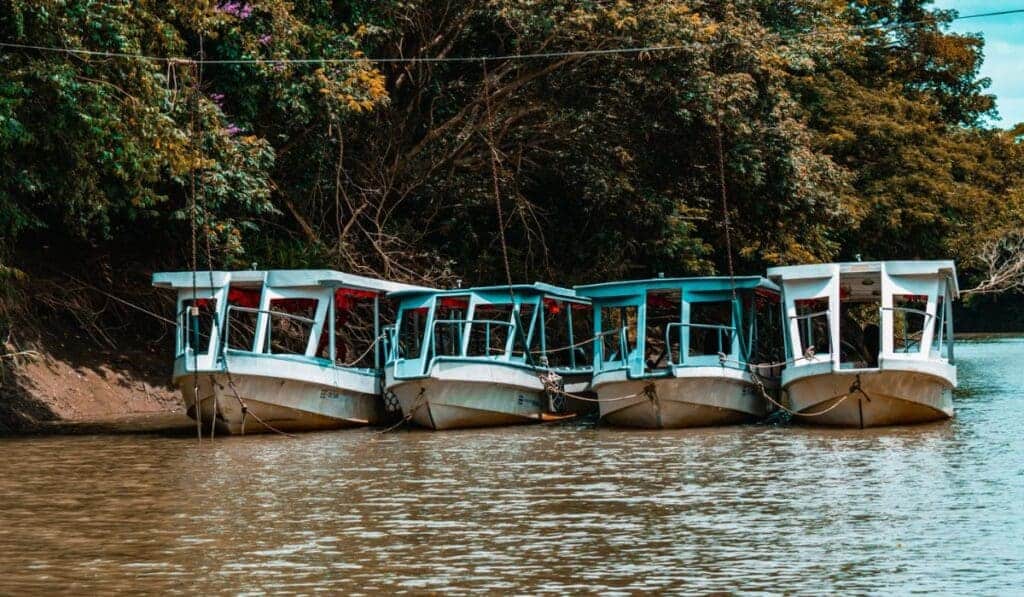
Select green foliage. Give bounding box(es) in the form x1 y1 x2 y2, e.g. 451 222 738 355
1 0 1022 296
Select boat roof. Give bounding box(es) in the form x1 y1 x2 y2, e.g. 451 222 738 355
152 270 433 294
575 276 779 300
766 260 959 296
388 282 584 302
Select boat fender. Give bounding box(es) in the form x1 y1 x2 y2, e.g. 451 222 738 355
383 389 402 413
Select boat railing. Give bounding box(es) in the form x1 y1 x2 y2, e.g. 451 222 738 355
222 305 316 357
664 322 737 366
880 306 935 355
788 309 831 361
430 318 514 359
176 305 219 356
176 306 197 355
595 325 631 371
380 318 513 377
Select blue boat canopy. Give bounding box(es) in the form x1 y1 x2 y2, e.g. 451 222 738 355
385 282 593 380
575 276 779 299
574 276 782 379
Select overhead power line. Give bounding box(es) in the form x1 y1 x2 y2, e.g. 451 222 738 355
0 41 689 64
954 8 1024 21
0 8 1021 66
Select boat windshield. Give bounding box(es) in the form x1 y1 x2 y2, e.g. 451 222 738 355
397 307 428 359
511 303 538 359
795 297 831 359
468 303 513 357
601 305 637 366
224 286 261 352
264 298 318 355
891 295 930 355
688 300 733 358
316 289 380 367
837 271 882 367
645 290 679 371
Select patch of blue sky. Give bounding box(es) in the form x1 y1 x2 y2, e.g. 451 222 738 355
932 0 1024 127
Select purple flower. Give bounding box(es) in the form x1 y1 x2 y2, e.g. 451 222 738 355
223 124 242 136
209 92 225 107
258 34 272 46
217 1 252 19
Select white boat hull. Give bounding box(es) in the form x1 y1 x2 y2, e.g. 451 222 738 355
786 368 953 428
175 371 388 435
592 369 766 429
386 360 575 430
173 352 393 434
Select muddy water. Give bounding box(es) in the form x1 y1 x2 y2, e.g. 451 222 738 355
1 338 1022 593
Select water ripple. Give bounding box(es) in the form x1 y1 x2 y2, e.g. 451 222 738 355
0 338 1022 593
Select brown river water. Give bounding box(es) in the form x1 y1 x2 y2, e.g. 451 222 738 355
1 337 1022 594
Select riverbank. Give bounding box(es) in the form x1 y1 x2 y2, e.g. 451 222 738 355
0 330 179 434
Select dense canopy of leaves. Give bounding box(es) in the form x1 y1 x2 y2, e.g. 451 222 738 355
1 0 1022 296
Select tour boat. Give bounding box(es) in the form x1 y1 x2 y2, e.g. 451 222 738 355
152 270 431 434
383 283 594 430
766 261 958 428
574 277 783 428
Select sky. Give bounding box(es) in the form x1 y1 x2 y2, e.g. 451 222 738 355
932 0 1024 126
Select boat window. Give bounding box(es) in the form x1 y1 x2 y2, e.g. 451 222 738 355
795 297 830 358
542 299 573 367
570 303 593 367
892 295 929 354
601 305 637 364
434 296 471 357
689 301 733 356
318 289 378 367
646 290 680 369
838 274 881 366
839 301 880 366
511 303 538 359
225 286 261 352
468 303 513 357
265 298 317 356
398 307 428 359
181 298 217 354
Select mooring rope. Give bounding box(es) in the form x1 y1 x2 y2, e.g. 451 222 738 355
213 372 296 438
335 333 388 368
529 329 621 355
480 56 561 408
377 387 426 433
186 51 204 443
536 373 647 404
714 114 738 307
748 368 869 418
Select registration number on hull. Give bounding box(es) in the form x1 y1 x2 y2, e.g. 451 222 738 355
319 389 350 401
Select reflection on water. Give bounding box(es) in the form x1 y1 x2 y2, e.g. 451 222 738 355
1 338 1022 593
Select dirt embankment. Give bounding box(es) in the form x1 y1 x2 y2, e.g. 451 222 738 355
1 332 180 433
